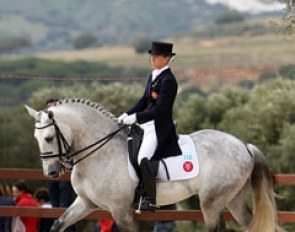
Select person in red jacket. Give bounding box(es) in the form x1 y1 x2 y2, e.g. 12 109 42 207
12 180 39 232
93 219 119 232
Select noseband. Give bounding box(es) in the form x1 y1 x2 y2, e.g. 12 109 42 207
35 119 126 168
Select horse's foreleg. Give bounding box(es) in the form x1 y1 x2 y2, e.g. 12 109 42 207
50 196 96 232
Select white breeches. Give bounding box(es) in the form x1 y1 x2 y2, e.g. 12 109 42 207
137 121 158 164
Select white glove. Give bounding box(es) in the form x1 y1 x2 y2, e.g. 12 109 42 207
123 114 137 125
117 113 128 123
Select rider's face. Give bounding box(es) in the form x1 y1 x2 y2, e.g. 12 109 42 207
150 55 170 69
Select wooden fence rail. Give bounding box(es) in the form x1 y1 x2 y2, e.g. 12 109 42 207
1 169 294 185
0 207 295 222
0 168 295 222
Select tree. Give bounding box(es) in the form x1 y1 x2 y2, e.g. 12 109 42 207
258 71 278 83
0 36 32 53
72 33 101 49
204 86 249 127
27 82 144 116
132 36 152 54
214 10 244 25
279 64 295 80
0 106 39 168
271 1 295 35
219 79 295 172
175 94 207 134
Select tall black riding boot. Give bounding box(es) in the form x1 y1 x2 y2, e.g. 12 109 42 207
139 158 157 212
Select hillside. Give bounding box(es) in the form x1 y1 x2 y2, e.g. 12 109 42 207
36 32 295 87
0 0 278 52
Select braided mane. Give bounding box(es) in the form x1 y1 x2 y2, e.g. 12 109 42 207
52 98 116 122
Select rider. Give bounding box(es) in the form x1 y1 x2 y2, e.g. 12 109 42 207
118 41 182 211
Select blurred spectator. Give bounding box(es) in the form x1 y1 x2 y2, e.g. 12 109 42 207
153 204 177 232
0 183 15 232
12 180 38 232
34 187 54 232
93 219 119 232
45 98 76 232
47 180 75 211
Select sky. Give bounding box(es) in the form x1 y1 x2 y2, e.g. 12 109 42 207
206 0 285 14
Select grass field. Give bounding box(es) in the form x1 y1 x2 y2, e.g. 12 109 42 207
37 34 295 72
36 33 295 87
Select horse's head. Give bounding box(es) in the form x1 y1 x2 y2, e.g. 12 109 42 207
25 105 72 179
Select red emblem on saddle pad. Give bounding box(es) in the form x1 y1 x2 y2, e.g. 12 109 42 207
183 161 193 172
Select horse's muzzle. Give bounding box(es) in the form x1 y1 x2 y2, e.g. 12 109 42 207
46 161 61 179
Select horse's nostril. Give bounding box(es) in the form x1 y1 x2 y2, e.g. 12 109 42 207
48 171 59 179
47 161 60 179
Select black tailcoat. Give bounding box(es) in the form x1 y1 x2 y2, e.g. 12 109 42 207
127 68 182 160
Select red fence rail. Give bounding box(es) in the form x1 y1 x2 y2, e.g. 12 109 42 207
0 168 294 222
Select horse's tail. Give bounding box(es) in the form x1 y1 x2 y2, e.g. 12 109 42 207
246 144 278 232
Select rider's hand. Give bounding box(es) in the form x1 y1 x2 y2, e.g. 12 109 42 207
123 114 137 125
117 113 128 123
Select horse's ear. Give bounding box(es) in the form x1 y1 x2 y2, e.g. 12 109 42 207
25 105 38 120
48 111 54 120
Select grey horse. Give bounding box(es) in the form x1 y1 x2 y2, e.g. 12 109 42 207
25 99 284 232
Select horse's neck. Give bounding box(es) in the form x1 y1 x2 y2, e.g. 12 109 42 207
72 116 117 149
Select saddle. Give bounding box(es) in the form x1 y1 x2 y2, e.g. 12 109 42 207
128 125 160 174
127 125 199 210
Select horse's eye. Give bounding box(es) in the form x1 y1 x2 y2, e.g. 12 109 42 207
45 136 54 143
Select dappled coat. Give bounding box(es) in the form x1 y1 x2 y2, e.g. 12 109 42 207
127 68 182 160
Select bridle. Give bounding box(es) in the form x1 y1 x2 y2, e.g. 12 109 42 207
35 119 126 168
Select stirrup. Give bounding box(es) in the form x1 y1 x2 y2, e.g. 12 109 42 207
140 201 158 212
135 196 144 214
135 196 158 214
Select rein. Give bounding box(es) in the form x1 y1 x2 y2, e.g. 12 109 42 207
36 119 126 167
71 125 126 165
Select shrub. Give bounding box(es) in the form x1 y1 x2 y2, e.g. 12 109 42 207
258 71 277 83
132 36 152 54
0 36 32 53
72 33 101 49
279 64 295 80
215 10 244 25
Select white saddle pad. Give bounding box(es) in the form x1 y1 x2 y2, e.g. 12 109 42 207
128 135 199 182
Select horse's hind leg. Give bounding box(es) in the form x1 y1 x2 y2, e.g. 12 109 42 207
202 208 227 232
200 196 227 232
227 188 252 229
201 189 252 232
111 206 135 232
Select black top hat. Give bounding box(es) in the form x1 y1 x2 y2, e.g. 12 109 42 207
148 42 176 56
